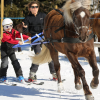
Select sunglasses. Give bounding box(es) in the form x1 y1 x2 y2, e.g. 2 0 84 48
30 6 38 8
3 25 13 29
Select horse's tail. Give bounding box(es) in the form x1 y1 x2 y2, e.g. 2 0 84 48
30 44 52 65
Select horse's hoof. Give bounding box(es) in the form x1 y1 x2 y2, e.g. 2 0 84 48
85 94 94 100
75 83 82 90
58 82 64 93
90 80 99 89
90 81 98 89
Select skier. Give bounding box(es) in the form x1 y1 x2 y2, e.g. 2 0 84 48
22 1 57 82
0 18 31 83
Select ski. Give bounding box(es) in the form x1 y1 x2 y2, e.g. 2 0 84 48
13 79 31 85
0 81 17 86
25 80 44 85
4 82 17 86
49 78 66 82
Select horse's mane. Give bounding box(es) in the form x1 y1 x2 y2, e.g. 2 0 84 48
62 0 91 25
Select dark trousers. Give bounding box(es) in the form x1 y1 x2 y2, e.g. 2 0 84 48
30 44 55 74
0 48 23 78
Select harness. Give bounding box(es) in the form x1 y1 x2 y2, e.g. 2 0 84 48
45 9 94 44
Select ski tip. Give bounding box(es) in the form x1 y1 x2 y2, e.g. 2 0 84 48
62 79 66 82
12 84 17 86
38 82 44 85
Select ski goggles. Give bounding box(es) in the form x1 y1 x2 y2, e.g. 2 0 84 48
3 24 13 29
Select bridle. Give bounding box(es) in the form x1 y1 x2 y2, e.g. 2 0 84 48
72 11 90 36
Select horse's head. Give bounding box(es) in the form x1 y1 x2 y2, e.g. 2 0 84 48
14 23 23 33
62 0 91 43
14 23 31 36
72 7 90 42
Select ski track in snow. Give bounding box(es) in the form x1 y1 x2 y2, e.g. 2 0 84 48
0 47 100 100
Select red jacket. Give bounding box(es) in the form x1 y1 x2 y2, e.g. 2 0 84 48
2 28 29 44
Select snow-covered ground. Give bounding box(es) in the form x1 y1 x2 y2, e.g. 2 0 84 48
0 46 100 100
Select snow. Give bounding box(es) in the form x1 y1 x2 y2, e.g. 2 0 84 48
0 46 100 100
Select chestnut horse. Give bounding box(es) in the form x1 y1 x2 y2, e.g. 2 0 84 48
90 13 100 59
30 0 99 100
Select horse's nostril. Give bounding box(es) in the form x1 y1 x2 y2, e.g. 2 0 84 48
87 36 88 38
82 39 85 41
79 37 86 42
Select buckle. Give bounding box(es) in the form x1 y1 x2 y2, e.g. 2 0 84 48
61 38 64 43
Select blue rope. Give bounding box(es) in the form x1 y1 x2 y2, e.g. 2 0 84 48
90 18 100 19
0 17 100 19
0 17 25 19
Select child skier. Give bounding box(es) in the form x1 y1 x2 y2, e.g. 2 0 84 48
0 18 31 83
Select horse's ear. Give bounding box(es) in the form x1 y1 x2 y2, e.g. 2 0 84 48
71 0 75 3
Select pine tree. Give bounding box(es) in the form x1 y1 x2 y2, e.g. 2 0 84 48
2 0 66 26
3 0 31 26
2 0 100 26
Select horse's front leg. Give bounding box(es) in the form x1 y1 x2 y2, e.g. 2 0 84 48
87 50 99 89
67 52 94 100
72 65 82 90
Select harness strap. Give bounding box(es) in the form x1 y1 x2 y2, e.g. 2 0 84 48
54 9 66 37
55 26 65 33
54 9 63 16
48 32 94 43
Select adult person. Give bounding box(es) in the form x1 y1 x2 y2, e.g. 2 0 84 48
22 1 57 82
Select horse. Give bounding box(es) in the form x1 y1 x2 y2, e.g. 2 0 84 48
14 23 31 52
30 0 99 100
90 13 100 59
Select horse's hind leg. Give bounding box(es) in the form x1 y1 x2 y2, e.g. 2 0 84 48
67 52 94 100
48 46 64 92
87 50 99 89
72 65 82 90
52 52 64 92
